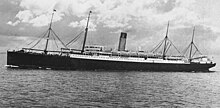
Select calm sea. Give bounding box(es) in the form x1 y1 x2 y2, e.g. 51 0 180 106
0 54 220 108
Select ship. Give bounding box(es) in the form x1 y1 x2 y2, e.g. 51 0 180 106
6 10 216 72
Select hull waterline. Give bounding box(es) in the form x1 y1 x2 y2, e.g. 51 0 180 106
7 51 216 72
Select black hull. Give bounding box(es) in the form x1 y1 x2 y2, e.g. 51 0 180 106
7 51 216 72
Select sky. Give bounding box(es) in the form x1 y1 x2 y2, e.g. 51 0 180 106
1 0 220 56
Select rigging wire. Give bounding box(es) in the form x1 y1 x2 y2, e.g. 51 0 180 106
30 30 49 49
192 50 197 57
151 39 164 53
27 30 49 46
68 36 82 46
167 38 182 55
193 44 202 55
151 40 164 53
151 37 182 56
51 29 67 48
165 43 171 54
182 42 203 58
182 44 191 55
51 32 59 49
68 32 83 46
66 30 84 46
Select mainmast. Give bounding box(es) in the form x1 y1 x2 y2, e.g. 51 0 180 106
189 26 195 61
44 9 56 54
162 21 169 60
81 11 92 54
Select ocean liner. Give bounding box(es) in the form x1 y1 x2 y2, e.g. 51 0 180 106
6 10 216 72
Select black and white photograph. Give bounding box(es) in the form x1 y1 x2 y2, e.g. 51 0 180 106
0 0 220 107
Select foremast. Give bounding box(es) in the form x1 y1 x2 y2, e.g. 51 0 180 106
25 9 67 53
44 9 56 54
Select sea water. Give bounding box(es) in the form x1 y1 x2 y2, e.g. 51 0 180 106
0 54 220 107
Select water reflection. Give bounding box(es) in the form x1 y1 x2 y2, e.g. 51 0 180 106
1 53 220 107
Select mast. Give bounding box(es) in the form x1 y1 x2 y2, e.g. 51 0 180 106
162 21 169 60
81 11 92 54
189 26 195 61
44 9 56 54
